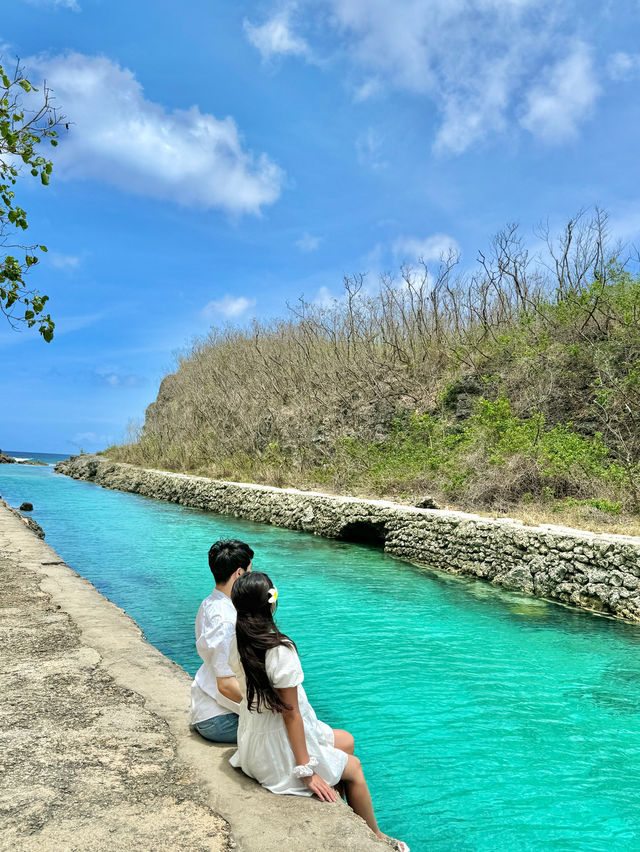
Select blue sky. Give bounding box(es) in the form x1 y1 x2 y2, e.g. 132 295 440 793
1 0 640 453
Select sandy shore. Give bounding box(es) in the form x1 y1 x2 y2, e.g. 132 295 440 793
0 500 383 851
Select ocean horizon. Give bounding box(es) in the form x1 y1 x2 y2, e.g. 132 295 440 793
4 450 71 465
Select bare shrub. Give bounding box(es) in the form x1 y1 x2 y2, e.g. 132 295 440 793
105 208 640 523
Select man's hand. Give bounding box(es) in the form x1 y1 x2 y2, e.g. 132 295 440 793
302 773 337 802
216 675 242 705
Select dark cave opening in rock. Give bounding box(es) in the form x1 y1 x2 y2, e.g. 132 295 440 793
337 520 387 548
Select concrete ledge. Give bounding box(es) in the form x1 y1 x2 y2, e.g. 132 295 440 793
0 499 384 851
56 455 640 622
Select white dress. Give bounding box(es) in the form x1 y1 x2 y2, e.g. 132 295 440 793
229 643 349 795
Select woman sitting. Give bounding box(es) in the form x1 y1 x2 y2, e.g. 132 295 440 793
229 571 409 852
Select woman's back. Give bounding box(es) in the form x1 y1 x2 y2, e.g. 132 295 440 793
230 640 348 794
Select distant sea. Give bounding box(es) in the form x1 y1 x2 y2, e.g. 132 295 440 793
4 450 70 465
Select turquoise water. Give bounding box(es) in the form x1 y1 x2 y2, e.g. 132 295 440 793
2 463 640 851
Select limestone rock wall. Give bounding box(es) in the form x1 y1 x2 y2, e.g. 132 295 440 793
56 455 640 622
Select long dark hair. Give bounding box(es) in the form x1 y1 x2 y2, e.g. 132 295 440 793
232 571 296 713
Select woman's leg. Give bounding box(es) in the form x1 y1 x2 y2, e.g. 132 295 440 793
341 755 409 850
341 755 379 834
333 729 355 755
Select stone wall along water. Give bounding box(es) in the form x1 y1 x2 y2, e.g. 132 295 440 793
55 455 640 622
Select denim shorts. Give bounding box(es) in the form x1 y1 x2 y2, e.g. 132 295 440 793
193 712 239 744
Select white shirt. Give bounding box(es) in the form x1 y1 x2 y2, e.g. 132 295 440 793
190 588 241 724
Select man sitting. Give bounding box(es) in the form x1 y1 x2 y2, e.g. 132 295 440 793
190 539 253 742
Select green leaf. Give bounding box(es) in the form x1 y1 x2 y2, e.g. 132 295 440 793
0 62 59 342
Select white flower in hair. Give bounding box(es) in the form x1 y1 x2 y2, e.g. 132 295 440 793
268 587 278 604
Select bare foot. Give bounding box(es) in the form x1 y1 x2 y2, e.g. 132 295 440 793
377 831 410 852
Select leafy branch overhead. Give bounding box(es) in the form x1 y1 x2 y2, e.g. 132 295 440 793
0 60 65 342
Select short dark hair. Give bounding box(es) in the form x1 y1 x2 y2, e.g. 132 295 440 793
208 539 254 585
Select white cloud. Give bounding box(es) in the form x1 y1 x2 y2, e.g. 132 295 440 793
49 252 81 270
355 127 387 170
54 312 104 334
70 432 114 450
608 205 640 244
202 295 257 319
296 232 321 252
608 52 640 81
433 52 516 155
520 43 601 143
313 286 339 307
28 52 283 214
319 0 547 152
104 374 143 388
393 233 460 263
23 0 80 10
253 0 603 153
94 366 146 388
244 8 309 61
0 311 103 347
353 77 382 102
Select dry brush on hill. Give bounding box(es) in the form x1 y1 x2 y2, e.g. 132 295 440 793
106 210 640 532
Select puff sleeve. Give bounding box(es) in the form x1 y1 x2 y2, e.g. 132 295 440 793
265 644 304 689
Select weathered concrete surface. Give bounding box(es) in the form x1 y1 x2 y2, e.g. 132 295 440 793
0 500 384 852
0 502 231 852
57 455 640 622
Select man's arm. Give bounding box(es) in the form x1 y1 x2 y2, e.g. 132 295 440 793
217 676 242 705
196 613 242 710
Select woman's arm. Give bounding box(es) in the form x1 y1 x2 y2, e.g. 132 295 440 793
278 686 336 803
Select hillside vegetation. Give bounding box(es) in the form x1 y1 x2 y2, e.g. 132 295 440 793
106 211 640 534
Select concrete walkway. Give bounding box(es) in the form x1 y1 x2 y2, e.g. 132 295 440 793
0 501 384 852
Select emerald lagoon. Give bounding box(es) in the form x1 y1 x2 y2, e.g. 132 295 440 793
2 461 640 851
